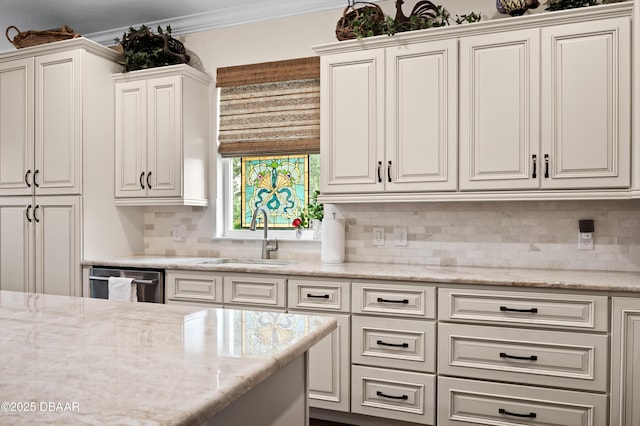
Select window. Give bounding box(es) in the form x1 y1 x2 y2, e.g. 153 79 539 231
216 57 320 237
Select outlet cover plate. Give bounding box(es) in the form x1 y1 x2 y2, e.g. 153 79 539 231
578 232 594 250
394 227 408 246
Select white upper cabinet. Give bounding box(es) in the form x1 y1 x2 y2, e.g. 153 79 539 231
0 50 82 196
460 16 629 192
320 39 457 196
540 17 630 189
114 64 211 206
34 50 82 195
0 58 33 196
459 29 540 191
386 39 458 192
314 2 633 202
320 49 385 194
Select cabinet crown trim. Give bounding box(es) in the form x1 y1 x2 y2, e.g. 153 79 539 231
112 63 212 85
0 37 121 62
313 2 632 55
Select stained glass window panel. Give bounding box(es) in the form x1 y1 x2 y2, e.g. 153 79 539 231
240 155 309 229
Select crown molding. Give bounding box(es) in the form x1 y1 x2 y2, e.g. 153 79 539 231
84 0 368 46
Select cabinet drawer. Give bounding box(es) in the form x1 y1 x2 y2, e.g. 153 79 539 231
439 288 608 331
352 316 435 373
352 282 436 318
223 275 286 309
438 323 607 392
352 365 435 425
288 278 350 312
165 270 223 304
438 376 607 426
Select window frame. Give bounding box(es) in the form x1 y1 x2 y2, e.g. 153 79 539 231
216 157 318 240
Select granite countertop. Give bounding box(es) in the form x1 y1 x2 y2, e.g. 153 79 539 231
82 256 640 294
0 290 336 425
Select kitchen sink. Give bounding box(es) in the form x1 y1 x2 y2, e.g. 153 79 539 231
198 258 292 266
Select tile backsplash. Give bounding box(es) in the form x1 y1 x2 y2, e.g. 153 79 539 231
144 200 640 272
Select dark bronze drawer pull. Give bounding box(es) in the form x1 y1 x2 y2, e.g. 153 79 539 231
499 408 536 418
544 154 550 178
376 391 408 400
500 306 538 313
377 339 409 348
532 154 537 178
377 297 409 304
307 293 330 299
500 352 538 361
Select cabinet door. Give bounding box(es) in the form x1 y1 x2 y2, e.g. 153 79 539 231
147 76 182 198
305 313 350 412
541 17 630 189
320 50 385 193
0 58 33 196
611 297 640 426
34 196 80 296
0 197 32 292
34 50 82 195
386 39 457 191
115 80 147 198
459 29 540 191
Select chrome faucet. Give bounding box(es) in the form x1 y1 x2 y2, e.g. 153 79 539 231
249 206 278 259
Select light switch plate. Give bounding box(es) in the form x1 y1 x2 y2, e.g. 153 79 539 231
373 227 385 246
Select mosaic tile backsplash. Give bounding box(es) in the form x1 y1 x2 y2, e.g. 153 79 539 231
144 200 640 272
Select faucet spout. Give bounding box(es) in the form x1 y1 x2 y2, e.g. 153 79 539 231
249 207 278 259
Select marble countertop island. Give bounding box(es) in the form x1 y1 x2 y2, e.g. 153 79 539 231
0 290 336 425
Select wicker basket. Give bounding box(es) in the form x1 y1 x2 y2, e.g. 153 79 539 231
335 2 386 41
5 25 80 49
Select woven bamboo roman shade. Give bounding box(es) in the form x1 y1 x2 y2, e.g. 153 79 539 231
216 56 320 157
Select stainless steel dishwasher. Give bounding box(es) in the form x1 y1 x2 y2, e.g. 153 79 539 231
88 267 164 303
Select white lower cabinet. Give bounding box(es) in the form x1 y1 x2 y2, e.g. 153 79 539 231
352 365 435 424
165 270 223 305
351 281 437 425
305 312 350 412
223 274 286 311
438 286 610 426
0 198 31 292
352 315 435 373
611 297 640 426
289 278 351 412
162 272 640 426
0 196 80 296
438 376 608 426
438 323 608 392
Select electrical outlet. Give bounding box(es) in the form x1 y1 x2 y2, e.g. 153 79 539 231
394 227 408 246
578 232 594 250
372 227 385 246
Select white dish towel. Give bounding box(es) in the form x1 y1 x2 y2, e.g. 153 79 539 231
108 277 137 302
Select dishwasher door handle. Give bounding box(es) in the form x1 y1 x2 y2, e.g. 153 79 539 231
89 276 157 286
